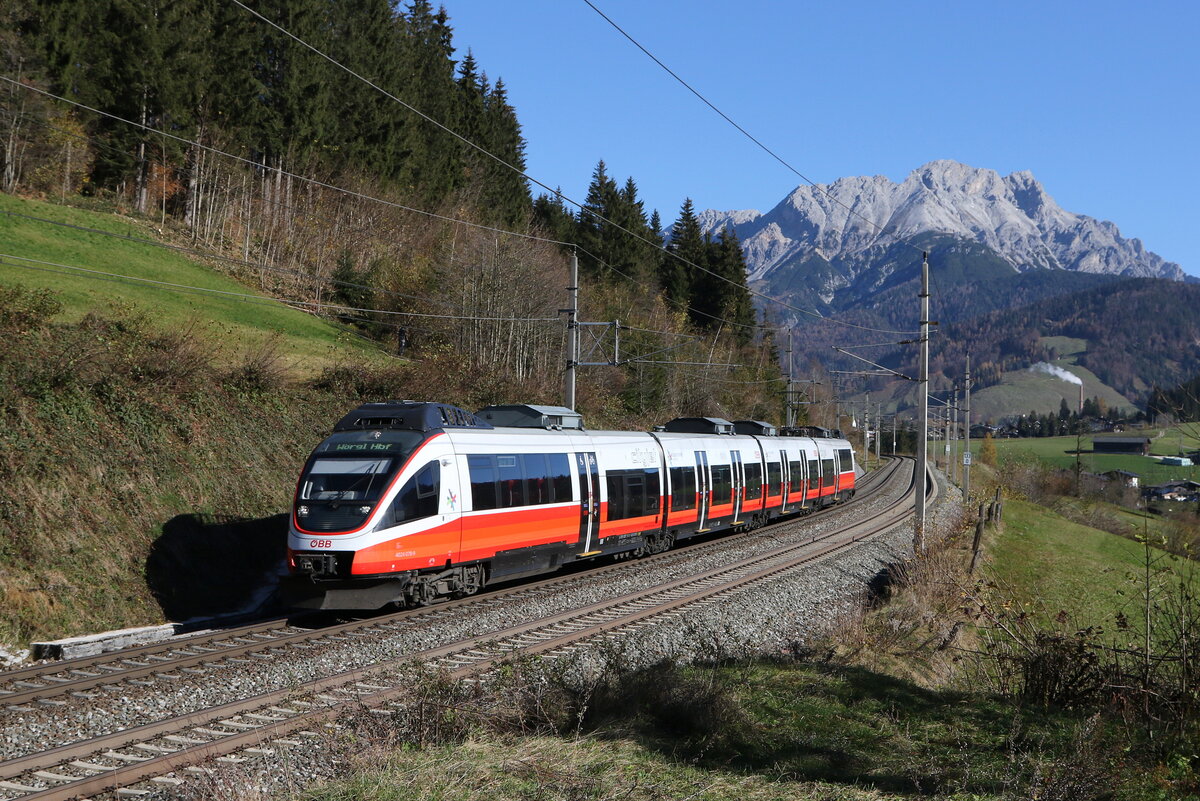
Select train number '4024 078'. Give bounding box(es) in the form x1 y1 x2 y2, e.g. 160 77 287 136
309 539 333 549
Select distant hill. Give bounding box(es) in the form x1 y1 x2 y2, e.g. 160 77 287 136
816 277 1200 420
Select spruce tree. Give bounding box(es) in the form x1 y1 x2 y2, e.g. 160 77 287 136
662 198 703 310
479 77 529 224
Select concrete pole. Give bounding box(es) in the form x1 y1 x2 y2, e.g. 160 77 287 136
963 354 971 502
875 403 882 460
786 330 795 427
916 253 930 549
565 251 578 409
864 393 871 461
944 402 952 480
952 387 959 485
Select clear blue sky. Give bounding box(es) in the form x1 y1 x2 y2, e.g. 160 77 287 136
443 0 1197 275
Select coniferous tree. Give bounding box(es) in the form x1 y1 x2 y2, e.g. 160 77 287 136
575 159 618 275
662 198 703 311
532 189 574 243
712 225 755 341
479 77 529 224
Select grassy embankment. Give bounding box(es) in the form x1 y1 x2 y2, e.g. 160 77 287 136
0 193 384 374
266 484 1198 800
0 195 410 645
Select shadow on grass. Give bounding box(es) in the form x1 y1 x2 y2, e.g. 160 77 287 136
578 659 1070 796
145 512 287 621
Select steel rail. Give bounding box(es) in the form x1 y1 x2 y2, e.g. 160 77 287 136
0 461 899 710
0 459 920 800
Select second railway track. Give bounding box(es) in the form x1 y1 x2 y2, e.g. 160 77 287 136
0 456 902 710
0 457 926 800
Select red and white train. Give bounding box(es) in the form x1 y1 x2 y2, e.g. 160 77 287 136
282 402 857 609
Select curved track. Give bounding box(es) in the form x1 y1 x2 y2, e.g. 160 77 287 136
0 459 901 710
0 457 928 800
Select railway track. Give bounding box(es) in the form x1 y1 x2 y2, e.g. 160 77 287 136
0 457 925 800
0 458 900 710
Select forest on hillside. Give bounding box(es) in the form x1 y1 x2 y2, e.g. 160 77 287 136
0 0 779 425
789 266 1200 408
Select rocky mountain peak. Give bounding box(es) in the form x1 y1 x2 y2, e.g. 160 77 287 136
702 160 1184 285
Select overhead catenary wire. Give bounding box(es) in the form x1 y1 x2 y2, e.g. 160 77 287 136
0 77 576 250
0 257 409 336
581 0 926 259
0 253 563 323
225 2 918 337
0 208 474 312
2 82 758 344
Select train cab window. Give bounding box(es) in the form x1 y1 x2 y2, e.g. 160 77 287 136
767 461 782 496
468 455 498 511
744 463 763 500
710 464 732 505
392 461 440 524
548 453 572 501
670 466 697 511
838 448 854 472
301 457 395 502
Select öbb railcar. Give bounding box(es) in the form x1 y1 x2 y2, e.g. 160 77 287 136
282 402 856 609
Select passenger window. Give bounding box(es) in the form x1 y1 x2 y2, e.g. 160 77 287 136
548 453 572 502
522 453 550 505
767 461 782 496
744 463 763 500
468 455 498 511
670 466 696 511
498 455 523 508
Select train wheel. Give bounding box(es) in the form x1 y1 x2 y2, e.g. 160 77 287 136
453 565 485 598
408 576 438 607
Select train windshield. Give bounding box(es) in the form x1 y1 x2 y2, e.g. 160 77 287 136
300 458 395 502
295 430 425 532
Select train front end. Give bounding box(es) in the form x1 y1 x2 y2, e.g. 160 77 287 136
280 401 486 610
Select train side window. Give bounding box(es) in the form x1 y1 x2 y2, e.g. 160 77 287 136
393 461 440 524
606 468 659 520
822 458 835 485
606 471 626 520
767 461 782 496
467 455 498 511
498 455 524 508
521 453 551 505
644 468 660 514
670 466 696 510
548 453 572 502
710 464 732 504
789 459 804 491
808 457 821 489
744 463 763 500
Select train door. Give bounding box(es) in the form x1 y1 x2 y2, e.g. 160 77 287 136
694 449 710 531
576 452 601 555
731 450 744 523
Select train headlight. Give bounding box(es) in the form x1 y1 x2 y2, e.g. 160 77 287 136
297 505 309 518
